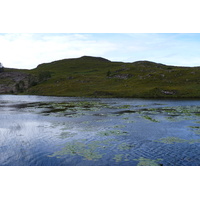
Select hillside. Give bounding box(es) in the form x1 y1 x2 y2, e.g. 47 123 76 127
1 56 200 98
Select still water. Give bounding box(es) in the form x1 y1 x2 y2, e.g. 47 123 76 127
1 95 200 166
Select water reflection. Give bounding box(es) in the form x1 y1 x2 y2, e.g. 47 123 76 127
1 95 200 165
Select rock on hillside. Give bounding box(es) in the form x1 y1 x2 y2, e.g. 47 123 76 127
0 71 38 94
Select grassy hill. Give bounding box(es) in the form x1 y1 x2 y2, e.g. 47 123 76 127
2 56 200 98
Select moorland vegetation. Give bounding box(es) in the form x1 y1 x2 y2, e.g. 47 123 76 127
1 56 200 98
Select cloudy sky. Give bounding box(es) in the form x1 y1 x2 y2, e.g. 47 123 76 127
1 33 200 69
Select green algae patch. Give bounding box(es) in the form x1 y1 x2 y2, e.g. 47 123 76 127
49 141 103 161
155 137 200 144
98 130 128 136
59 132 77 139
113 125 126 128
155 137 187 144
117 142 135 151
81 121 91 124
134 157 162 166
133 105 200 123
113 154 124 162
142 115 159 122
165 116 182 122
189 126 200 135
188 139 200 144
116 105 131 109
37 101 112 117
125 120 135 123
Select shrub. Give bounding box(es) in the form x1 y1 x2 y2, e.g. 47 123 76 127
38 71 52 82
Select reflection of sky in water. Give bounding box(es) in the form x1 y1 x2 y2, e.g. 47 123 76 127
1 95 200 165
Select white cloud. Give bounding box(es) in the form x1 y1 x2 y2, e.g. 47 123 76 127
1 33 200 69
0 33 117 69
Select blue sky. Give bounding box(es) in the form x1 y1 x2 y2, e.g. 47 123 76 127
1 33 200 69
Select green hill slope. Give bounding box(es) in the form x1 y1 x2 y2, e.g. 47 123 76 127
2 56 200 98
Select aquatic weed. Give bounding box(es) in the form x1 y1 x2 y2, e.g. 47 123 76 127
116 105 131 109
154 137 187 144
59 132 77 139
133 157 162 166
49 141 103 161
117 142 134 150
113 125 126 128
113 154 124 162
98 130 128 136
155 137 200 144
142 115 159 122
188 126 200 135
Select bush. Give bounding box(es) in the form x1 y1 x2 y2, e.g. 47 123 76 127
15 80 25 92
38 71 52 82
106 70 111 77
0 67 4 73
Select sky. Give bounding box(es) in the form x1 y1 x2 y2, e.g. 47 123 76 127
1 33 200 69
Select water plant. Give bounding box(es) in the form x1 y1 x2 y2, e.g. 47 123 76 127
116 105 131 109
113 154 123 162
188 126 200 135
49 141 103 161
98 130 128 136
133 157 163 166
117 142 134 151
154 137 187 144
142 115 159 122
58 132 77 139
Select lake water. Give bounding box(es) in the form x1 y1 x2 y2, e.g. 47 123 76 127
1 95 200 166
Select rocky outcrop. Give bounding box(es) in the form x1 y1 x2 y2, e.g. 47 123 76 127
0 72 38 94
110 74 133 79
161 90 177 95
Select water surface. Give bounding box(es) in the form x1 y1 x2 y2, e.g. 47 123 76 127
1 95 200 166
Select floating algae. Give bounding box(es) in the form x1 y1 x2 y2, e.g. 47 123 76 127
188 126 200 135
124 120 135 124
113 154 123 162
116 105 131 109
49 141 103 161
155 137 200 144
133 105 200 123
81 121 90 124
49 136 121 162
38 101 112 117
142 115 159 122
133 157 162 166
113 125 126 128
155 137 187 144
165 116 183 122
58 132 77 139
113 154 130 162
117 142 135 151
98 130 128 136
